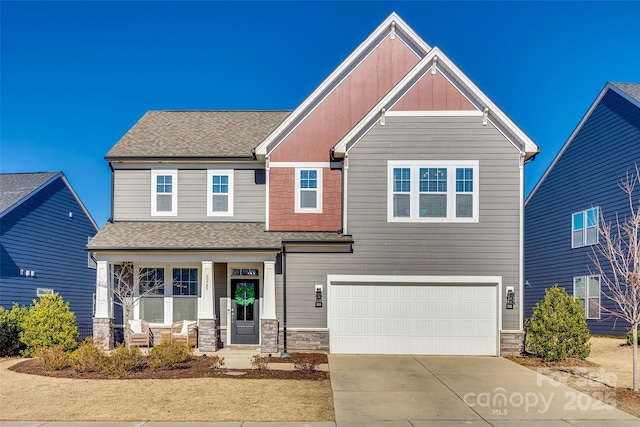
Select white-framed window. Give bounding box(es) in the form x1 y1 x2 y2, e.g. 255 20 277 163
207 170 234 216
388 160 479 222
572 207 599 248
138 267 165 324
151 170 177 216
295 168 322 213
574 275 600 319
37 288 54 297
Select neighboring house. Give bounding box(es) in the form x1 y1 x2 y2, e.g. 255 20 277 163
1 172 99 328
88 13 539 356
524 82 640 335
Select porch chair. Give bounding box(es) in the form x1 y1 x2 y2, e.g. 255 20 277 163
128 319 153 347
171 320 198 347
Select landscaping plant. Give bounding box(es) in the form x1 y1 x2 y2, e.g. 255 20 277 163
148 342 192 370
34 344 70 371
0 303 28 356
293 354 322 372
19 294 78 356
103 344 146 377
527 284 591 361
249 354 270 370
71 339 109 373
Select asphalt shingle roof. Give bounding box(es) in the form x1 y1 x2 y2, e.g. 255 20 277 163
611 82 640 104
87 221 352 251
0 172 60 215
106 111 291 159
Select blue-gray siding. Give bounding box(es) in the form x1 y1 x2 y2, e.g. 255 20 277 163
0 177 98 325
525 89 640 335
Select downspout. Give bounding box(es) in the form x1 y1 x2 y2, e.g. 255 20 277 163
280 244 290 358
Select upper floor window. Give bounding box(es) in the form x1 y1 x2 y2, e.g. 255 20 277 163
572 207 599 248
388 161 478 222
151 170 177 216
295 168 322 213
574 275 600 319
207 170 234 216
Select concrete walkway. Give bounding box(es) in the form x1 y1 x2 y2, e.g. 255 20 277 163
329 354 640 426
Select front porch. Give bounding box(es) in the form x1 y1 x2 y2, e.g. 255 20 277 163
92 258 279 353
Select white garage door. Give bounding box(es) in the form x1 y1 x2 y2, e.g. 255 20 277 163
329 281 498 355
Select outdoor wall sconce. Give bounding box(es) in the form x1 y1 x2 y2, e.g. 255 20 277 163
506 286 515 309
315 284 323 308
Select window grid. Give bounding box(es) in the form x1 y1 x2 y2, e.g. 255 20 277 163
207 170 233 216
172 268 199 296
295 168 322 213
151 170 177 216
573 275 600 319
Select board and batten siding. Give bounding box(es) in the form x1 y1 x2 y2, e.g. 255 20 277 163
281 115 523 330
0 177 98 325
113 168 265 222
525 89 640 335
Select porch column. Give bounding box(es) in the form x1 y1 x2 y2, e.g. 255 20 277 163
261 260 278 352
93 260 113 350
199 261 217 351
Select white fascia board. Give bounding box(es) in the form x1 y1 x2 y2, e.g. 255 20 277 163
525 83 615 206
333 47 539 158
254 12 431 157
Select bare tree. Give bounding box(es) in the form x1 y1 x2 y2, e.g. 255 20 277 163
109 262 165 348
590 164 640 392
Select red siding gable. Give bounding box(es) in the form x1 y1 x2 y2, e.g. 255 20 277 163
391 71 476 111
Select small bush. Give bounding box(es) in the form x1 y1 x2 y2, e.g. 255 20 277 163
148 342 192 370
627 330 639 346
249 354 269 370
293 354 322 372
104 345 146 377
0 303 28 356
19 294 79 356
71 340 108 373
207 355 225 369
527 284 591 361
34 345 70 371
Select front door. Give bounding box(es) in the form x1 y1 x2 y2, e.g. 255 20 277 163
231 279 259 344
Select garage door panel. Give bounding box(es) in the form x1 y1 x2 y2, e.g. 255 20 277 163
330 283 498 355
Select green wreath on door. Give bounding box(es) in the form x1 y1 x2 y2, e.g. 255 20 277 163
235 285 255 306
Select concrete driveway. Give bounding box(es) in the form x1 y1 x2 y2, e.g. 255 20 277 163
329 355 640 426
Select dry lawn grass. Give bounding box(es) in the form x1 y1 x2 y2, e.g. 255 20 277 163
0 358 334 422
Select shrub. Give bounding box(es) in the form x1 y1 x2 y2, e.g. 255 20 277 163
104 345 146 377
207 355 225 369
19 294 79 356
71 340 108 373
0 303 28 356
249 354 269 370
627 330 639 346
527 284 591 361
34 344 70 371
148 342 192 370
293 354 322 372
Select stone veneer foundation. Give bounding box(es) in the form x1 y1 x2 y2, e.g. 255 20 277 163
500 331 525 356
278 328 329 352
93 317 114 351
260 319 279 353
198 318 217 351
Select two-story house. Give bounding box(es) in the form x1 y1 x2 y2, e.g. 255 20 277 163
1 172 99 334
88 13 539 356
525 82 640 335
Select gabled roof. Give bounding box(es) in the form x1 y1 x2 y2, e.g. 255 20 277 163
332 47 539 158
526 82 640 205
87 221 352 251
106 111 291 160
0 172 99 230
253 12 431 157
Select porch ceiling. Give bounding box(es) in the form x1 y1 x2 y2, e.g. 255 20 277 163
87 221 352 251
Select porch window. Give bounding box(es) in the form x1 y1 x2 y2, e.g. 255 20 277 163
172 268 198 321
139 267 165 324
207 170 234 216
151 170 177 216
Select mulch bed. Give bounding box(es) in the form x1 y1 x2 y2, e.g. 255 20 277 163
506 355 598 368
9 353 329 381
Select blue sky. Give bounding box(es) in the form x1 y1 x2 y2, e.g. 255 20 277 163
1 1 638 227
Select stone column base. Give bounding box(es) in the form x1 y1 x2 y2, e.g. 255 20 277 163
500 331 525 356
93 317 114 351
260 319 278 353
198 318 217 352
